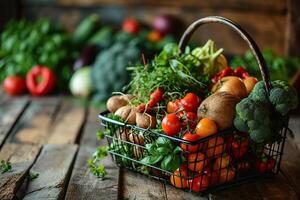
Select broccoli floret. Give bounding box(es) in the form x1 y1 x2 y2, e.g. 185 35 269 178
249 81 269 103
234 115 249 132
269 80 298 115
235 97 274 143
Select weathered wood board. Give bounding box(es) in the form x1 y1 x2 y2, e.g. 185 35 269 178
22 144 78 200
0 93 28 147
48 98 86 144
120 169 167 200
66 107 120 200
9 97 61 144
0 144 41 200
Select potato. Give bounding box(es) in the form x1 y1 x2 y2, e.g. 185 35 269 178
107 95 128 113
136 113 157 129
115 105 137 125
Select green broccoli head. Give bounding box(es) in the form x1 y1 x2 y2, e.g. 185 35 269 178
235 97 274 144
248 81 269 103
269 81 298 115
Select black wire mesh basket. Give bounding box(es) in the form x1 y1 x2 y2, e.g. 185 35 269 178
98 16 289 193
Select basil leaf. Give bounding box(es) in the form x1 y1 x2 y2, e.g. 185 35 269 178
141 155 163 165
157 147 170 155
145 143 158 155
173 146 183 154
160 154 173 171
156 137 174 149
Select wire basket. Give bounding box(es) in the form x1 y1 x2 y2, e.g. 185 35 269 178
98 16 289 193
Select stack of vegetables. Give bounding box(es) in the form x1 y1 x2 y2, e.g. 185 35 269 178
91 39 298 191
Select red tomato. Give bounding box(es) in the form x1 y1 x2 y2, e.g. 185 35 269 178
213 154 231 171
178 112 198 130
3 76 27 96
26 65 56 96
122 18 140 34
180 93 200 112
205 137 226 158
170 167 188 188
181 132 202 152
162 114 181 136
189 175 209 192
230 137 250 159
187 153 205 172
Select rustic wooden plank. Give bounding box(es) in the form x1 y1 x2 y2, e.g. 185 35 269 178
285 0 300 57
48 98 86 144
80 107 102 147
121 169 167 200
0 143 41 200
22 144 78 200
65 107 120 199
57 0 287 13
0 94 28 148
9 97 61 144
165 184 208 200
256 173 298 199
211 182 261 200
65 146 119 200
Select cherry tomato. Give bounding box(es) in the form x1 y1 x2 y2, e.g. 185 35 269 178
213 154 231 170
178 112 198 130
180 93 200 112
188 152 205 172
237 161 251 172
230 137 250 159
196 118 218 138
3 76 27 96
205 137 226 158
170 168 188 188
167 101 175 113
181 132 202 152
162 114 181 136
189 175 209 192
122 18 140 34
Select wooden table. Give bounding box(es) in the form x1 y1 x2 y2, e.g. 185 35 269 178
0 91 300 200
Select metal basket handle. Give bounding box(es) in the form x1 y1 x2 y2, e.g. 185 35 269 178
178 16 271 93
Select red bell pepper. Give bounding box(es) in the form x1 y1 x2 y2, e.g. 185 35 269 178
233 67 249 78
26 65 56 96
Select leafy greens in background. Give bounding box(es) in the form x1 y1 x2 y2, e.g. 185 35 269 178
230 49 300 82
0 19 77 89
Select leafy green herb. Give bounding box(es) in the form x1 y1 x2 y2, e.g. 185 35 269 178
0 160 12 174
88 146 109 178
96 130 105 141
141 137 185 172
87 159 106 178
29 172 39 181
127 41 223 104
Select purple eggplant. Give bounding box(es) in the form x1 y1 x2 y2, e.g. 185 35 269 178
73 45 98 71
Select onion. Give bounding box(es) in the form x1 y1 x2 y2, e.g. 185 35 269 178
218 76 247 99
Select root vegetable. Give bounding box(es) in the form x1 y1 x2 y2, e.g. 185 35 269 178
128 132 145 145
243 76 258 94
136 113 157 129
218 76 247 99
197 92 239 131
117 128 131 141
106 94 135 113
115 105 137 125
